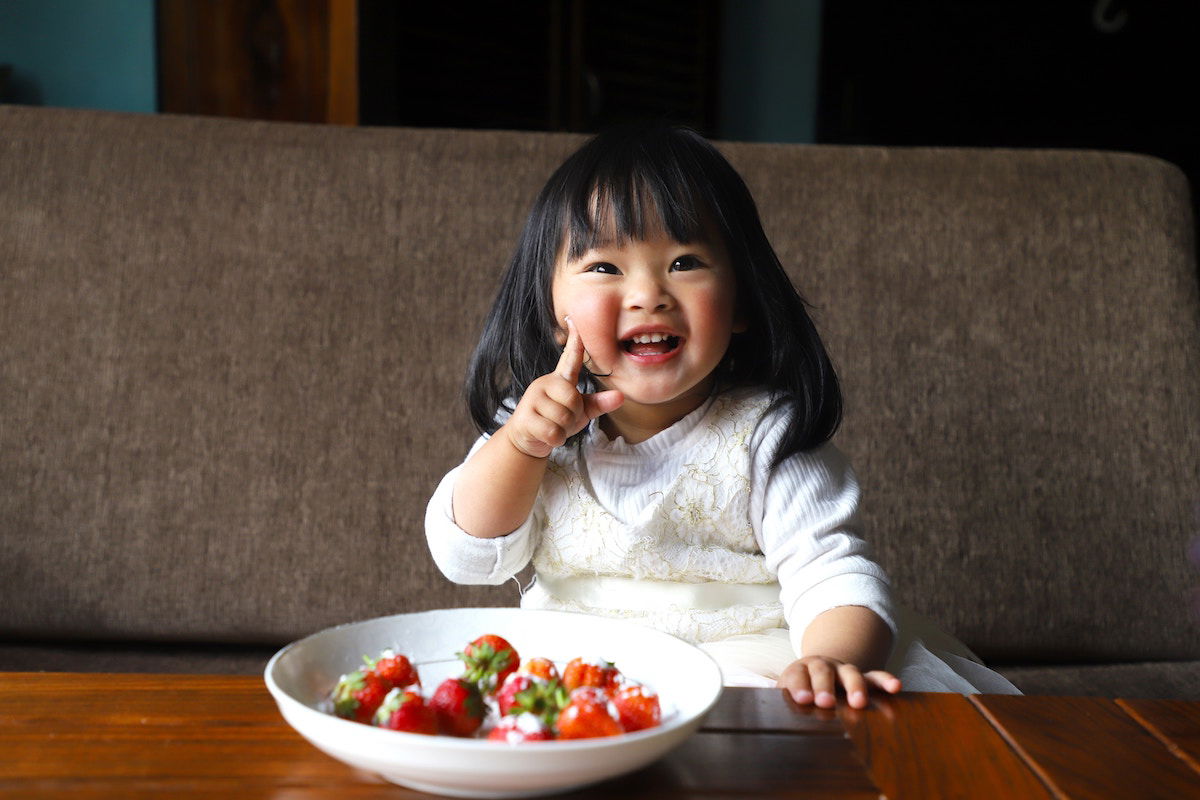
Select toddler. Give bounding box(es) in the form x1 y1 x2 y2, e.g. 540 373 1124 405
426 123 1018 706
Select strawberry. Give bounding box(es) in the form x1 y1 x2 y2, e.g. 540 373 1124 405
458 634 520 694
374 687 437 734
429 677 486 737
496 673 536 717
487 711 554 744
496 672 570 727
612 683 661 732
366 648 420 689
331 668 391 724
561 656 621 692
555 686 624 739
521 657 560 683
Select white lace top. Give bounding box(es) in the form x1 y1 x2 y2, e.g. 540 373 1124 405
425 388 894 655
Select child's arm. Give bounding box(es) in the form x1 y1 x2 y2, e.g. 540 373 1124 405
749 435 899 709
778 605 901 709
452 318 622 538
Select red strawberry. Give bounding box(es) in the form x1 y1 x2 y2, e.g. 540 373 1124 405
612 683 661 732
555 687 624 740
487 711 554 744
331 668 391 724
496 672 570 726
374 687 437 734
496 673 535 717
561 656 621 692
459 634 520 694
367 648 420 689
521 657 560 683
429 677 486 737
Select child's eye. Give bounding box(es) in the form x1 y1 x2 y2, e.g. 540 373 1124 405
586 262 621 275
671 255 703 271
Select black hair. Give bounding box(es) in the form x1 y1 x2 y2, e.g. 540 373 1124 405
465 122 841 467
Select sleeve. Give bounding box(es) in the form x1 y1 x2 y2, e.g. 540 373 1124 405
748 407 896 658
423 433 540 585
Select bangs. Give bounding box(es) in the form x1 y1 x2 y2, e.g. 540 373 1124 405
556 129 720 261
469 122 842 459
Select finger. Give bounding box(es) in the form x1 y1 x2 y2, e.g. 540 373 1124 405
805 660 838 708
505 413 561 458
837 664 869 709
582 389 623 420
864 670 902 695
531 393 578 432
556 316 585 383
777 662 813 705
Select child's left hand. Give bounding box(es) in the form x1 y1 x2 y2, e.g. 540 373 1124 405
777 656 901 709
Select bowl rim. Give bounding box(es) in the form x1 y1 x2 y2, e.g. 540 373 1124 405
264 607 724 752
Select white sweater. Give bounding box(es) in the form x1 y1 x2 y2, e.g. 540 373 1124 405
425 388 894 657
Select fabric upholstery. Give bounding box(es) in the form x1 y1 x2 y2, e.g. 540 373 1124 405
719 141 1200 665
996 660 1200 700
1 107 1197 697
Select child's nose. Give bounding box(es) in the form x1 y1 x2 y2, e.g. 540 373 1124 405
625 276 673 312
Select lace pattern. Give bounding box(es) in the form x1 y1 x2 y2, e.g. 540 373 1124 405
527 392 784 643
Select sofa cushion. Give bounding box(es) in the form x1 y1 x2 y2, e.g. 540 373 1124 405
718 139 1200 666
0 641 277 676
997 661 1200 701
1 107 1197 677
1 107 572 645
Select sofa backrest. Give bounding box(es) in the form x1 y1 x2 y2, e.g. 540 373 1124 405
2 106 1197 663
723 141 1200 664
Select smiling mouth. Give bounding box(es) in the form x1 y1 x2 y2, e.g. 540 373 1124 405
621 333 681 356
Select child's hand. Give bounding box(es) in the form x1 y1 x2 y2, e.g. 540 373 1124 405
503 317 623 459
778 656 901 709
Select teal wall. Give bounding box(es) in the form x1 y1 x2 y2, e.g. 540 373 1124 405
0 0 156 112
719 0 822 143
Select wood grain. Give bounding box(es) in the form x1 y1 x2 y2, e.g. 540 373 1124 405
973 694 1200 799
157 0 357 123
0 676 879 799
325 0 358 124
842 692 1055 800
1 673 374 796
579 732 880 799
8 674 1199 799
701 686 845 734
1118 698 1200 775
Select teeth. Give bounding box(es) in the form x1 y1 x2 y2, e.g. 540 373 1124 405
630 333 669 343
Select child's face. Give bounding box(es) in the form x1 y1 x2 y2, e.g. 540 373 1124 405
551 225 745 424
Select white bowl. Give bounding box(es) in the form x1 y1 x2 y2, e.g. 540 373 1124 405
264 608 723 798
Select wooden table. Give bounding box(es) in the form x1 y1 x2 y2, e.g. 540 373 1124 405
3 673 1199 798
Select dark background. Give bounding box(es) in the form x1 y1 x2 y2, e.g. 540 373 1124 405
3 0 1197 228
816 0 1197 200
355 0 1199 227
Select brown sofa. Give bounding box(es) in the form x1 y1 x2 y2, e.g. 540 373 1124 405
2 105 1198 699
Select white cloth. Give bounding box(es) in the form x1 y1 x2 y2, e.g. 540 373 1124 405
426 388 1020 695
694 608 1020 695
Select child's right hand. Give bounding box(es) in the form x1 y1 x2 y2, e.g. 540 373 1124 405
503 318 623 459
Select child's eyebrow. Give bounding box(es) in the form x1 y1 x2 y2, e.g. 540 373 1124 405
565 235 714 263
562 243 618 264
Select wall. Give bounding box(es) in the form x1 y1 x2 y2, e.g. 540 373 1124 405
719 0 822 143
0 0 824 141
0 0 156 112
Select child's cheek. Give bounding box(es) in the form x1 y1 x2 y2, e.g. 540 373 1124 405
562 295 619 365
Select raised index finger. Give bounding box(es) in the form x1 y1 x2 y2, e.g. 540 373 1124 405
556 316 585 384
